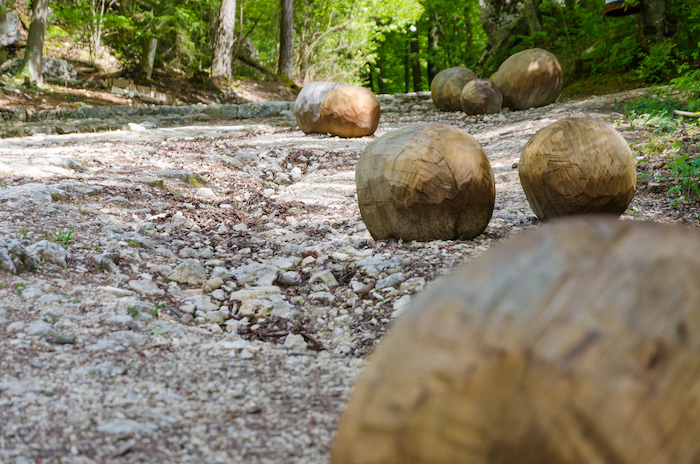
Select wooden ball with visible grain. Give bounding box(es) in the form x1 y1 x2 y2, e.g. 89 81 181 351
430 67 477 111
493 48 563 110
332 217 700 464
294 81 345 134
319 85 380 137
355 124 495 241
461 79 503 115
519 118 636 220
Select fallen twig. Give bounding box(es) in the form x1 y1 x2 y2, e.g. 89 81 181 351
673 109 700 118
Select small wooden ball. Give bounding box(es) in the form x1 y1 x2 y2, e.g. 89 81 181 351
294 81 345 134
493 48 563 110
519 118 636 220
461 79 503 114
319 85 381 137
332 217 700 464
430 67 477 111
356 124 495 241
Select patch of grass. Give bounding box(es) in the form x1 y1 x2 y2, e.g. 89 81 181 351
45 228 75 243
667 153 700 207
14 282 27 295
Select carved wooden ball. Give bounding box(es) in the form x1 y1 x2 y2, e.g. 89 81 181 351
430 67 477 111
332 217 700 464
294 81 345 134
355 124 495 241
460 79 503 115
493 48 563 110
319 85 381 137
519 118 636 220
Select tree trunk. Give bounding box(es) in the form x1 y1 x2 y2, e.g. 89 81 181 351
141 37 157 80
404 39 410 93
212 0 237 79
278 0 294 79
25 0 48 84
427 25 438 85
524 0 542 35
410 27 421 92
118 0 134 16
637 0 666 50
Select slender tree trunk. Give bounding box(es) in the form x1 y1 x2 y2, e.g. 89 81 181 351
141 37 157 80
212 0 237 79
427 24 438 84
25 0 49 84
278 0 294 79
404 39 410 93
410 27 421 92
637 0 666 50
118 0 134 16
524 0 542 34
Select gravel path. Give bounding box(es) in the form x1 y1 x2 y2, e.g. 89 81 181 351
0 89 697 464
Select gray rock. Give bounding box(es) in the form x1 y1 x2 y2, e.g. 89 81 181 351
121 232 156 249
194 187 215 198
0 183 69 204
238 101 293 119
103 195 134 208
26 240 68 267
185 294 217 312
97 419 158 434
128 279 165 297
309 291 337 305
375 272 406 290
204 104 238 120
283 333 307 351
231 262 279 286
168 259 207 285
206 311 226 324
0 8 19 47
94 252 120 272
6 321 25 332
202 277 224 293
41 58 77 81
26 320 59 336
309 270 338 288
238 298 273 319
0 237 37 274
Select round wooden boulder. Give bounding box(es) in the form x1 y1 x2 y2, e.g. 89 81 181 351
493 48 563 110
430 67 477 111
519 118 636 220
460 79 503 115
319 85 381 137
294 81 345 134
332 217 700 464
355 124 495 241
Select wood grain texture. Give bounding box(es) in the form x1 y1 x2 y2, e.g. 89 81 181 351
294 81 345 134
493 48 563 111
430 67 478 112
519 118 636 220
332 217 700 464
461 79 503 115
319 85 381 138
356 124 495 241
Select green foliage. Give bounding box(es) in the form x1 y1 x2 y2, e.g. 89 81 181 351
667 153 700 207
636 40 676 83
45 228 75 243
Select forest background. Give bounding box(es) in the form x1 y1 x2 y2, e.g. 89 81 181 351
1 0 698 97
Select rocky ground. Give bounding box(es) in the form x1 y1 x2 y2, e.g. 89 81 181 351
0 88 698 464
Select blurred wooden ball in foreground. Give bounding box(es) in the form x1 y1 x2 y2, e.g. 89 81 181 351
492 48 563 110
519 118 636 220
332 217 700 464
319 85 381 137
294 81 345 134
460 79 503 115
355 124 495 241
431 67 477 111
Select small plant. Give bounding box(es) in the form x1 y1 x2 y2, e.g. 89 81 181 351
126 306 140 318
127 239 139 247
45 228 75 243
667 154 700 207
14 282 27 295
20 228 28 239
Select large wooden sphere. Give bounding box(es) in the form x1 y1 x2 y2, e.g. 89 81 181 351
294 81 345 134
431 67 478 111
333 217 700 464
461 79 503 115
519 118 636 220
356 124 495 241
319 85 381 137
492 48 563 110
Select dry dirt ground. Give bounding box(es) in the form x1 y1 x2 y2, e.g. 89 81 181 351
0 89 698 464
